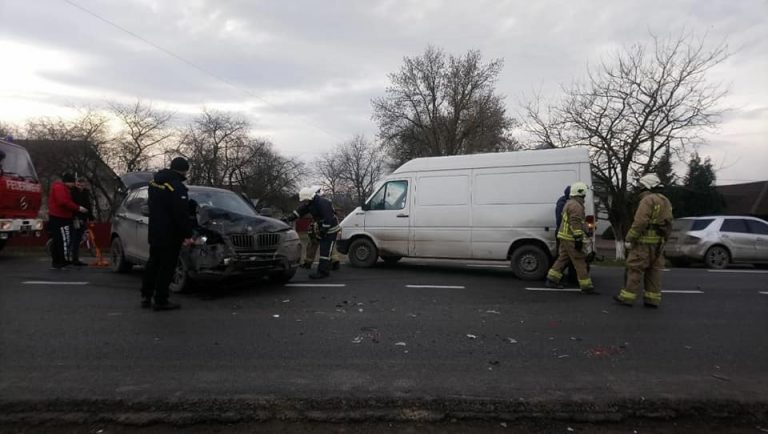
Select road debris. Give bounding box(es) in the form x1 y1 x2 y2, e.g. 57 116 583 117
466 334 477 339
485 310 501 315
585 346 623 358
395 342 407 346
272 314 280 318
506 338 518 344
711 374 731 382
282 299 290 303
557 354 570 359
351 336 364 344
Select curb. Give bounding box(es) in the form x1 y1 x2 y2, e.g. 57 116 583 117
2 397 766 426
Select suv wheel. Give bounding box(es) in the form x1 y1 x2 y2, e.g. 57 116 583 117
704 245 730 269
169 256 192 293
348 238 378 268
510 244 549 281
110 237 133 273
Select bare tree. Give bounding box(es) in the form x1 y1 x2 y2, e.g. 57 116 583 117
109 100 174 173
523 33 728 258
23 109 121 220
337 135 386 206
314 151 345 198
177 110 252 187
372 46 518 167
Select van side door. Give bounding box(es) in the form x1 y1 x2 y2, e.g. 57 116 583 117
364 179 411 257
412 173 471 258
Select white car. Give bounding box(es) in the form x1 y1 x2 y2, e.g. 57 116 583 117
664 216 768 269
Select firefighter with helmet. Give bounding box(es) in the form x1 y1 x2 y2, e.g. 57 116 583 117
614 173 673 308
283 186 340 279
545 181 596 294
302 186 341 271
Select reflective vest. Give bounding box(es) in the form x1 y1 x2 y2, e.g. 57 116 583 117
557 198 586 242
626 192 673 245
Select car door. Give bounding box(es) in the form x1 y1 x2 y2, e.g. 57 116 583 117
364 179 412 257
121 188 149 260
113 191 138 257
719 218 755 262
746 219 768 263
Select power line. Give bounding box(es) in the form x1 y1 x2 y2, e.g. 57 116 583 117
61 0 345 144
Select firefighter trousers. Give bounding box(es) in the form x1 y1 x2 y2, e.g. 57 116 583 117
617 244 664 306
316 232 337 275
547 239 593 290
304 234 340 265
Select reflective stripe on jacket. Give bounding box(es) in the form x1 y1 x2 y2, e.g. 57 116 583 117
626 192 673 245
557 197 586 242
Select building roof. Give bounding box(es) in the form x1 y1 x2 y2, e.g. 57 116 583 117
716 181 768 217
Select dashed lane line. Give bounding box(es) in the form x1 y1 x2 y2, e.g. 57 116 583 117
284 283 347 287
759 291 768 295
406 285 466 289
707 269 768 274
525 287 581 292
22 281 89 285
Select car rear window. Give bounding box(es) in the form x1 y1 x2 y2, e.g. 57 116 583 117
720 219 750 234
690 219 714 231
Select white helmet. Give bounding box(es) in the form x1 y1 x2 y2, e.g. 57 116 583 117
639 173 662 190
311 185 324 197
570 181 588 197
298 186 318 202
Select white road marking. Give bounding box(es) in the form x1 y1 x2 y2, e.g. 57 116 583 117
23 281 89 285
466 264 509 269
662 290 704 294
406 285 466 289
707 269 768 274
284 283 346 287
525 287 581 292
759 291 768 295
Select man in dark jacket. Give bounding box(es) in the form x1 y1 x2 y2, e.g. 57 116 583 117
48 173 88 269
284 186 340 279
69 176 93 266
140 157 194 310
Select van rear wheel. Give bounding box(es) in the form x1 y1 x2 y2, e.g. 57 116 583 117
510 244 549 281
348 238 378 268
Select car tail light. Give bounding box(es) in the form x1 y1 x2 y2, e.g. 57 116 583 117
683 235 701 245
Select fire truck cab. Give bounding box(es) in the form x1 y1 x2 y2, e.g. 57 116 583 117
0 138 44 251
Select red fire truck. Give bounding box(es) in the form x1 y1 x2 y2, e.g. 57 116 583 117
0 138 44 251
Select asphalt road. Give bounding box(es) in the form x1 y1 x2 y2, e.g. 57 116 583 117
1 253 767 425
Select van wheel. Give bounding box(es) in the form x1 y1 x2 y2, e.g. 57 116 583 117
110 237 132 273
169 256 193 293
704 246 730 269
348 238 378 268
510 244 549 281
381 255 402 265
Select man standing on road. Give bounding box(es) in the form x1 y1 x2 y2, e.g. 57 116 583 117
300 187 341 271
69 176 93 266
48 173 88 270
555 185 578 285
545 181 596 294
140 157 194 311
284 186 340 279
614 173 673 308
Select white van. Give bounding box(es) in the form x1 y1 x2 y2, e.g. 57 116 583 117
335 148 595 280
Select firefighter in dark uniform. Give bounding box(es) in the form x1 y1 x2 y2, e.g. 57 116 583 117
140 157 194 310
284 186 340 279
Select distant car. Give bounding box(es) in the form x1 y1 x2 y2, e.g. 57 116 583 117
664 216 768 269
110 174 302 292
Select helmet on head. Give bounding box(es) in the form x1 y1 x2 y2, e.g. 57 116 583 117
298 186 319 202
638 173 662 190
570 181 588 197
311 185 324 197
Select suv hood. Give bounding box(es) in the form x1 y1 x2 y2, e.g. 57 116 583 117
198 207 290 233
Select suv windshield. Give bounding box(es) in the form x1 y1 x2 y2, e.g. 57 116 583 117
0 142 38 181
190 189 256 217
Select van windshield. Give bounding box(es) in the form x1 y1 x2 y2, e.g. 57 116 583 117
0 142 38 181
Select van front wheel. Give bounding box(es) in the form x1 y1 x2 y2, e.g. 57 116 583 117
510 244 549 281
348 238 378 268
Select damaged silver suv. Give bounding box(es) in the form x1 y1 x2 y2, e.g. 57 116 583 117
110 173 302 291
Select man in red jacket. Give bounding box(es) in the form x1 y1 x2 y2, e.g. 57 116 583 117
48 173 87 269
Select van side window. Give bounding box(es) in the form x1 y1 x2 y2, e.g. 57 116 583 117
369 181 408 211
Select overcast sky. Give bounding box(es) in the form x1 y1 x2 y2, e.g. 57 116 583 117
0 0 765 184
